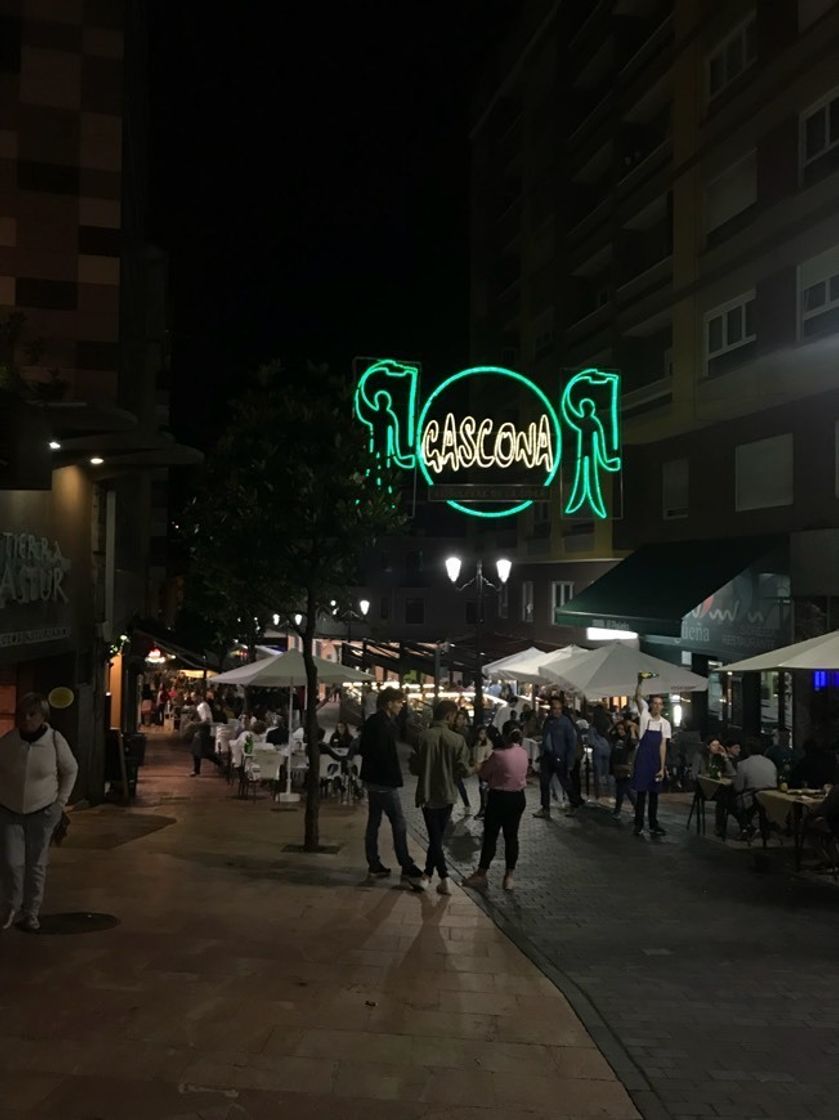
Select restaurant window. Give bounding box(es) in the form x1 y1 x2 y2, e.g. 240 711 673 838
498 581 509 619
662 458 689 519
551 581 574 624
521 580 534 622
801 86 839 167
705 291 756 377
405 598 425 625
735 433 794 511
800 244 839 339
0 670 16 736
704 152 756 242
707 13 756 102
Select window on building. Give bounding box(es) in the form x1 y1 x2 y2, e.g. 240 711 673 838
800 245 839 339
704 152 756 240
707 13 756 101
802 88 839 166
705 292 756 376
521 580 534 622
405 598 425 624
405 550 423 578
498 582 509 620
799 0 836 30
380 596 390 621
662 458 689 520
551 581 575 624
735 434 794 511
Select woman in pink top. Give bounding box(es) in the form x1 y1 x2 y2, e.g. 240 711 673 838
464 730 529 892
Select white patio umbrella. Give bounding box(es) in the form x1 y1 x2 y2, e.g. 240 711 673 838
539 641 708 696
487 645 586 686
484 647 546 681
720 629 839 673
210 650 374 801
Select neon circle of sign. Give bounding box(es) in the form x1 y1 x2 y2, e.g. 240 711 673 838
353 359 621 520
415 367 562 519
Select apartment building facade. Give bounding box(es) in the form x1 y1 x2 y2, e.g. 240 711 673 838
0 0 198 795
469 0 839 736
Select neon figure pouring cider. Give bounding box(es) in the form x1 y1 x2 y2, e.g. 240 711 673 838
353 360 621 521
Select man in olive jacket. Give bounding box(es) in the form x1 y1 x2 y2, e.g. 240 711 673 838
409 699 472 895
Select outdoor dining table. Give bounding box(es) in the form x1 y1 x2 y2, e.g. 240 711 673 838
687 775 731 835
755 788 825 870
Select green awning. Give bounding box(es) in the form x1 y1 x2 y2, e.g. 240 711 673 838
554 536 782 637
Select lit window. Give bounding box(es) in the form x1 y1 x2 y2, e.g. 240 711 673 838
705 292 756 375
707 14 756 101
802 88 839 166
800 245 839 338
551 581 575 624
521 580 534 623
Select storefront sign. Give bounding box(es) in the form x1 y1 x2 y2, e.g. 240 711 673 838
354 361 622 519
0 532 71 609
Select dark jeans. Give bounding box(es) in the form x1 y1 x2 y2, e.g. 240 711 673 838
422 805 453 878
614 776 636 813
365 788 412 871
634 790 660 830
456 777 471 809
480 789 526 871
540 753 580 811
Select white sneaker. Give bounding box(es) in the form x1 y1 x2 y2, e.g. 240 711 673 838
1 908 15 931
436 878 452 896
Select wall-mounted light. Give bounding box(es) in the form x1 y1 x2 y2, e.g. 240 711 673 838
89 456 104 466
359 599 370 617
49 440 61 451
272 613 280 627
294 613 303 626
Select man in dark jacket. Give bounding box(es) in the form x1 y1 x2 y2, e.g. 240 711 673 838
534 696 582 819
360 688 425 888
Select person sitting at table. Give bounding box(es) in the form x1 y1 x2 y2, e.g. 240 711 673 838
329 722 353 755
732 738 777 839
707 737 735 837
805 784 839 868
790 739 837 791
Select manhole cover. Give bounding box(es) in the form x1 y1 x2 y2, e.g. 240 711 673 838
34 912 120 935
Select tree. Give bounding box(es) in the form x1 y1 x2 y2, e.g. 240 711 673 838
183 360 404 849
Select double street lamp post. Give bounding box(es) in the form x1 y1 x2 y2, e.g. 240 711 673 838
445 556 512 726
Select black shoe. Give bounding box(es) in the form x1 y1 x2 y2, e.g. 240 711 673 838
475 810 485 820
633 826 644 836
367 864 391 878
611 809 621 818
649 825 666 837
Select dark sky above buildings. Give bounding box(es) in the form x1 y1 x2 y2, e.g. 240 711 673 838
148 2 510 449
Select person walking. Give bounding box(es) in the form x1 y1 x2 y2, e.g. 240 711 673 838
534 696 581 819
464 729 529 891
409 700 472 895
632 675 670 837
0 694 78 932
472 725 494 819
610 719 637 818
453 707 473 814
190 692 217 776
589 700 613 796
359 688 425 889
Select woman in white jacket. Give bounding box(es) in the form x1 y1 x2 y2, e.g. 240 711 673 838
0 693 78 932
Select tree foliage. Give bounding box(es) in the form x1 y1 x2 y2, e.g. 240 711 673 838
181 359 404 848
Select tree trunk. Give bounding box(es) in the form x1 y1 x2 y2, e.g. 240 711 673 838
303 587 321 851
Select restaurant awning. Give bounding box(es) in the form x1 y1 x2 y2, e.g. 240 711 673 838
554 536 781 637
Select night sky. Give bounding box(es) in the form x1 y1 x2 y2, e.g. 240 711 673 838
148 2 511 450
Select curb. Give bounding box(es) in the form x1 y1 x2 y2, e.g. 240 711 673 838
407 814 675 1120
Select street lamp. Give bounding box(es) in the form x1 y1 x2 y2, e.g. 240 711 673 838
359 598 370 617
445 556 512 726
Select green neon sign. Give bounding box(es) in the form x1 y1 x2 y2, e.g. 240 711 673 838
353 360 622 520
